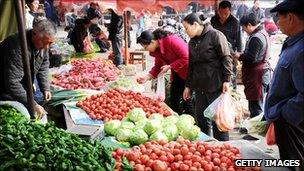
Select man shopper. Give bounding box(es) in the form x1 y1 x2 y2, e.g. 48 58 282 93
265 0 304 170
0 19 56 116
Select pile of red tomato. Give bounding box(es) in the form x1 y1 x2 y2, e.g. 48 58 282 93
76 89 171 121
113 137 261 171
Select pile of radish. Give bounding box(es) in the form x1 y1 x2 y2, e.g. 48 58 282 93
76 89 171 121
113 137 260 171
52 58 120 90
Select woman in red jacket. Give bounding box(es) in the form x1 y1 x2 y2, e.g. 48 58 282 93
136 29 192 114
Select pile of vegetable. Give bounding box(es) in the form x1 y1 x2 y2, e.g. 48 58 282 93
76 89 171 121
52 58 120 90
109 77 144 92
105 111 200 145
113 137 259 171
0 105 115 170
48 89 94 106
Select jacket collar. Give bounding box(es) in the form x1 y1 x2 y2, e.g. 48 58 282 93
199 23 213 38
285 31 304 47
251 25 263 35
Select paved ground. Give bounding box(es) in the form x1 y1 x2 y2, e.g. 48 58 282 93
55 25 284 159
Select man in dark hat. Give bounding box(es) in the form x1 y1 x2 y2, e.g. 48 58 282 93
264 0 304 170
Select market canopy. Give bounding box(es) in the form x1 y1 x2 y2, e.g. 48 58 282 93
55 0 217 14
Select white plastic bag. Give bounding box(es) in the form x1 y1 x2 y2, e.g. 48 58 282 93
156 73 166 101
203 93 236 132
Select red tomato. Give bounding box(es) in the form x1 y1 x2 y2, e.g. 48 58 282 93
152 160 168 171
193 161 201 168
179 163 190 171
140 155 149 164
167 153 175 163
181 146 189 156
203 164 213 171
116 148 124 156
183 154 192 160
211 153 220 159
170 162 180 170
146 160 154 168
174 154 183 162
159 155 167 162
213 158 221 166
173 149 181 155
150 153 158 160
134 164 145 171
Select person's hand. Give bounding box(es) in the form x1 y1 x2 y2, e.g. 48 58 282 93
34 104 46 118
183 87 191 100
233 52 241 59
159 65 170 75
222 82 230 93
43 91 52 101
136 75 152 84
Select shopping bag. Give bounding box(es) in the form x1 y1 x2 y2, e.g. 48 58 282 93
203 92 237 132
266 123 276 145
83 36 93 53
156 73 165 101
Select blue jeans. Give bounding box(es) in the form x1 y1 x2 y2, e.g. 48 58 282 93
112 37 122 66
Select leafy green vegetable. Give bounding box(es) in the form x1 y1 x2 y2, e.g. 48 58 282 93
115 129 133 142
126 108 146 122
149 131 168 142
144 119 162 135
129 129 148 145
149 113 164 121
104 120 121 136
120 121 135 130
162 124 179 141
176 114 195 131
180 125 201 141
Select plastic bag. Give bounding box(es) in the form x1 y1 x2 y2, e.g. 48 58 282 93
156 73 165 101
83 36 93 53
266 123 276 145
243 114 268 136
203 93 236 132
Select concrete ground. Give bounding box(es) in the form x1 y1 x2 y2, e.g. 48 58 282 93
55 25 284 159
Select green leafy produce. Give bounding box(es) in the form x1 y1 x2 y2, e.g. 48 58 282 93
109 77 142 91
180 125 201 141
161 115 179 126
162 124 179 141
115 129 133 142
149 113 164 121
129 129 148 145
48 89 91 106
120 121 135 130
126 108 146 122
133 119 148 131
0 105 114 171
176 114 195 131
149 131 168 142
144 119 162 135
104 120 121 136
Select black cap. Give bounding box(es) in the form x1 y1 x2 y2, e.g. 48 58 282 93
270 0 304 14
136 30 154 45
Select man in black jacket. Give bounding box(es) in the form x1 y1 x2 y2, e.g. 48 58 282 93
0 19 56 116
211 0 242 90
107 8 123 66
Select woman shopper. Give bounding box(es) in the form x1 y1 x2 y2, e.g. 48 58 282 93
136 29 192 115
182 13 233 141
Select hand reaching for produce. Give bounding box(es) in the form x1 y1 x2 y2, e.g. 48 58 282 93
222 82 230 93
159 65 170 75
34 104 46 119
137 74 152 84
183 87 191 100
43 91 52 101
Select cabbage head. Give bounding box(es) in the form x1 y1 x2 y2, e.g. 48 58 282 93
149 131 168 142
126 108 146 122
180 125 201 141
176 114 195 131
162 124 179 141
161 115 179 127
130 129 148 145
120 121 135 130
149 113 164 121
115 129 133 142
104 120 121 136
133 118 148 130
144 119 162 135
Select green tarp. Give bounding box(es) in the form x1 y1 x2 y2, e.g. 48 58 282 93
0 0 18 42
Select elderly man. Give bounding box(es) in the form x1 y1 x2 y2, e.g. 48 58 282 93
0 19 56 116
265 0 304 170
248 0 265 22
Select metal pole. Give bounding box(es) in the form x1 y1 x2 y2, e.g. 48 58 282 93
13 0 35 118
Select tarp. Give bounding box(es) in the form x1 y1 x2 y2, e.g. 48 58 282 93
0 0 18 42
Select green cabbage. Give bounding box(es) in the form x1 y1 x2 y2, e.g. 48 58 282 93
104 120 121 136
144 119 162 135
133 118 148 130
161 115 179 127
176 114 195 131
130 129 148 145
162 124 179 141
149 113 164 121
180 125 201 141
126 108 146 122
115 129 133 142
149 131 168 142
120 121 135 130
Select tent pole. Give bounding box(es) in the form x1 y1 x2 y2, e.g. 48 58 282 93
13 0 35 118
123 11 129 65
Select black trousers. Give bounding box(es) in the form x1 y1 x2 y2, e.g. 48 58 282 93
169 72 192 115
194 90 229 141
274 116 304 171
